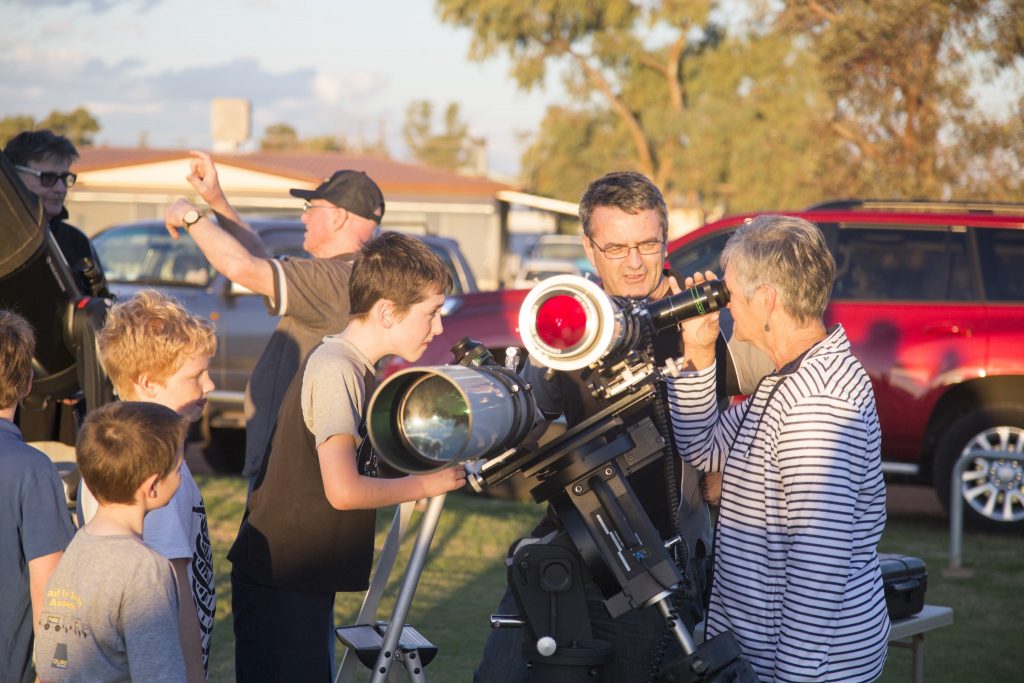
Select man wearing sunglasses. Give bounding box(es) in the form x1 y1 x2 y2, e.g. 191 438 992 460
165 152 385 481
4 130 107 299
4 130 111 446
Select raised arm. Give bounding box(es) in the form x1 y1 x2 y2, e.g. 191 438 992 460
183 150 268 258
165 198 275 298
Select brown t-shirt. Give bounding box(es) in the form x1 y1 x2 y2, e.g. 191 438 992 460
242 253 356 477
229 339 378 592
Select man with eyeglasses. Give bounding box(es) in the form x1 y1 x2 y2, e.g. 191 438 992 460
474 171 772 682
4 130 108 298
4 129 111 445
165 151 384 480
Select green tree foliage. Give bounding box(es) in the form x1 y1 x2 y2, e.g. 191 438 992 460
780 0 1024 200
403 100 472 170
442 0 1023 210
0 108 100 148
260 123 300 150
438 0 712 195
260 124 356 154
0 115 37 148
521 107 632 202
38 107 100 146
679 30 836 212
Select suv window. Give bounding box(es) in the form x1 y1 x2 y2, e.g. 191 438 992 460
94 225 213 287
977 228 1024 301
668 230 733 278
831 226 975 301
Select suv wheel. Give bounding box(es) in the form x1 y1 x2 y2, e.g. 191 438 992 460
933 404 1024 533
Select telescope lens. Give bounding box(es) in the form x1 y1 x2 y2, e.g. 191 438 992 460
398 375 470 464
535 294 587 350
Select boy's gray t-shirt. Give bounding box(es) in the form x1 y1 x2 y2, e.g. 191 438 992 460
33 531 185 682
301 335 375 447
243 253 356 476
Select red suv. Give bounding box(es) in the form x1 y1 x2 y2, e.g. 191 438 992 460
408 201 1024 532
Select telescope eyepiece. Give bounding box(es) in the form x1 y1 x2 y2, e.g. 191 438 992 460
648 278 729 330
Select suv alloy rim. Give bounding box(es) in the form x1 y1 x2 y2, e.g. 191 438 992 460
958 425 1024 524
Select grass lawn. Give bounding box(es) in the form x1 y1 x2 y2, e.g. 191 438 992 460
199 476 1022 682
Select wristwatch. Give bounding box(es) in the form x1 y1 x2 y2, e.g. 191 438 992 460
182 209 204 230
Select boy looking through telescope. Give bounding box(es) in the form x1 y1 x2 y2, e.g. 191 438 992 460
228 232 466 682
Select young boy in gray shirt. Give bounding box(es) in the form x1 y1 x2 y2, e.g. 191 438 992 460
34 402 189 682
229 232 467 681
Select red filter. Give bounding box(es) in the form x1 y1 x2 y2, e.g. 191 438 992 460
534 294 587 350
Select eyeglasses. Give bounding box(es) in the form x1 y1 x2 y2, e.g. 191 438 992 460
15 165 77 188
588 236 664 260
302 201 336 214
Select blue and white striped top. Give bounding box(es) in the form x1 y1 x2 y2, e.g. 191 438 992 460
667 325 890 682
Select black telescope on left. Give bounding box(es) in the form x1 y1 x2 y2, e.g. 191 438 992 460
0 150 114 433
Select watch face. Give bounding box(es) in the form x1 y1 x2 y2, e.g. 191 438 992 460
183 210 200 226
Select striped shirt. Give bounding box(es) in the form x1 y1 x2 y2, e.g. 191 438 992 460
667 325 890 682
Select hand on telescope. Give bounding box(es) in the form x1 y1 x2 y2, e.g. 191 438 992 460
416 464 468 498
670 273 719 371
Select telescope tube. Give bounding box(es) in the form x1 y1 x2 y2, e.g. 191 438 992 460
368 365 535 474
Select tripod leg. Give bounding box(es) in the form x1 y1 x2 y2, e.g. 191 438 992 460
336 501 416 683
369 494 447 683
656 596 697 656
402 650 429 683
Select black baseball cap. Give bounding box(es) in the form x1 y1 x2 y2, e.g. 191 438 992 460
290 170 385 222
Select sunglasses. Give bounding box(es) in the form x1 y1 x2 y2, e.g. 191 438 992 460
15 165 77 188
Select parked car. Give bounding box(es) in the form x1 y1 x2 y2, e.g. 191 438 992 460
511 258 584 289
425 201 1024 531
92 218 477 471
526 234 595 276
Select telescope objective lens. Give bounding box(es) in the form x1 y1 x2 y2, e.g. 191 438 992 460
398 375 470 464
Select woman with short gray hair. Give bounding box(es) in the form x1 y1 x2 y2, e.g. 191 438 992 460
666 214 890 682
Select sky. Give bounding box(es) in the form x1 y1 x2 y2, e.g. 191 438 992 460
0 0 566 176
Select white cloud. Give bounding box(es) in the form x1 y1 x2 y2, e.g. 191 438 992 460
312 71 389 106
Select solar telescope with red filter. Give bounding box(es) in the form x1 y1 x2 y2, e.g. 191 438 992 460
519 274 729 373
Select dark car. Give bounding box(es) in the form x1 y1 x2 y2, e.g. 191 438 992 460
92 218 477 471
426 201 1024 531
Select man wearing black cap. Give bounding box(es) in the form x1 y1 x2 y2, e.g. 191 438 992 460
165 150 385 479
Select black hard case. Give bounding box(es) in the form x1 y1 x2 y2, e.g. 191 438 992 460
877 553 928 620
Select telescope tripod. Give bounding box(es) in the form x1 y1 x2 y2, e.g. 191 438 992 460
334 495 447 683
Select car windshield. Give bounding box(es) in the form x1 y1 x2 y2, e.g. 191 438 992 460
93 225 214 287
533 241 586 261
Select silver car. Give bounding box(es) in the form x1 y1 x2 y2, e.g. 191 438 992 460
92 218 477 471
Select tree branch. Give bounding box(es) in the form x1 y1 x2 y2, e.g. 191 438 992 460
832 120 881 161
567 46 657 178
806 0 839 23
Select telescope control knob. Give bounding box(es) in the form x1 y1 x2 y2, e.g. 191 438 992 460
536 636 557 657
